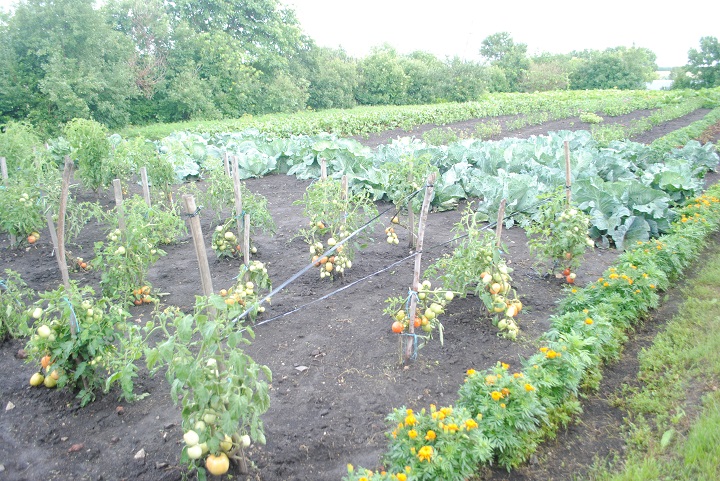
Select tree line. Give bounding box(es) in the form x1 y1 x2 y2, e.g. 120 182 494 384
0 0 717 134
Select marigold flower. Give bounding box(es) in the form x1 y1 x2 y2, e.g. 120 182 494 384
513 372 523 378
525 383 535 391
571 288 577 293
603 282 610 287
650 284 655 289
501 387 511 396
466 368 476 376
500 403 506 408
546 350 558 359
485 375 497 385
408 429 418 439
609 273 619 279
446 423 459 432
397 474 407 481
501 362 509 370
405 413 417 426
539 347 549 353
585 318 593 325
417 445 433 462
440 407 453 416
425 430 436 441
465 419 479 430
490 391 503 401
359 477 368 481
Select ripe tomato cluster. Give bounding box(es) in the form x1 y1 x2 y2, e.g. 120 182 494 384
387 280 454 338
480 261 522 340
132 285 155 305
309 233 352 280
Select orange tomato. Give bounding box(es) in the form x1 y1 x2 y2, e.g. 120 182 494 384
27 235 36 244
41 354 52 369
391 321 404 333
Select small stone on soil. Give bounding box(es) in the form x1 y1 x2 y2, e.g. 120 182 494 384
68 443 85 453
5 401 14 411
116 406 125 415
134 448 146 460
15 348 26 359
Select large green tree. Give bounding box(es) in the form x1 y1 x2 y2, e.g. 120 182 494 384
355 45 409 105
672 36 720 89
480 32 530 92
305 47 358 110
1 0 137 130
569 46 657 90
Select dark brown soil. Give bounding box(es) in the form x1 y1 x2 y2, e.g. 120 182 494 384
1 109 718 481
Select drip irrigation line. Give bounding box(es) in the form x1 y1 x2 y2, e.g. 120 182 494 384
248 252 417 330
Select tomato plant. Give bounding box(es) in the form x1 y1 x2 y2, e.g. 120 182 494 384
526 188 594 282
24 283 142 406
0 269 33 340
426 208 522 339
145 293 271 477
296 178 377 280
384 280 453 347
217 260 272 322
0 181 45 244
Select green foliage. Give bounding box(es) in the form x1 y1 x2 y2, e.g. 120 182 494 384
145 295 271 470
356 45 409 106
64 118 111 191
579 112 604 124
0 121 42 177
0 269 33 340
24 283 141 406
296 178 378 280
306 48 358 110
457 362 548 468
675 36 720 89
0 181 45 241
480 32 530 92
569 47 657 90
526 189 594 276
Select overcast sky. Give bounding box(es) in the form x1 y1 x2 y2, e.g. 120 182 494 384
1 0 716 68
281 0 719 68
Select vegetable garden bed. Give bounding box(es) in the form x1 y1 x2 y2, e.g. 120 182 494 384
1 107 720 481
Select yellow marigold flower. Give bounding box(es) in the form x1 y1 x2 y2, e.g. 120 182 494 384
430 404 436 412
417 445 433 462
533 364 539 369
359 477 368 481
539 347 549 353
603 282 610 287
513 372 523 378
466 368 476 376
446 423 459 432
392 430 397 438
405 413 417 426
440 407 453 416
425 430 436 441
630 264 637 269
465 419 479 430
650 284 655 289
500 403 506 408
628 279 633 285
642 273 648 278
546 350 557 359
406 408 414 415
490 391 503 401
657 245 662 250
585 318 593 325
501 362 509 370
405 466 412 473
597 277 604 282
408 429 418 439
635 289 641 294
397 474 407 481
609 273 619 279
525 383 535 391
571 288 577 293
583 308 589 313
501 387 511 397
485 375 497 385
347 464 354 473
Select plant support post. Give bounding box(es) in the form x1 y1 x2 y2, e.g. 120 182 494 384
564 140 572 206
56 157 73 298
404 172 437 364
182 194 214 298
140 167 151 208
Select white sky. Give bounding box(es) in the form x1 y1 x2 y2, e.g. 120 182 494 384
281 0 720 68
1 0 717 68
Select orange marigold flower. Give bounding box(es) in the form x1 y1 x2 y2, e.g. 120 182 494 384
405 413 417 426
425 430 436 441
501 362 509 370
501 387 511 396
546 350 558 359
417 445 433 462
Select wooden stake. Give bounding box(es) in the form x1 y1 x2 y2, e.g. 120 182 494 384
341 175 348 200
0 157 16 246
404 172 437 364
495 199 507 248
182 194 214 297
112 179 126 233
243 213 250 266
407 169 416 248
140 167 151 207
232 156 243 241
45 211 59 253
56 157 73 298
224 152 231 177
564 140 572 206
320 158 327 181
